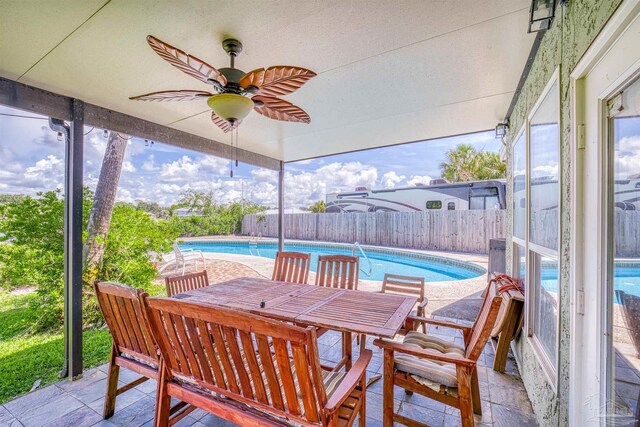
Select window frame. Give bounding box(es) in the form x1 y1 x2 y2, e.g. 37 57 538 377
522 68 561 392
512 126 526 246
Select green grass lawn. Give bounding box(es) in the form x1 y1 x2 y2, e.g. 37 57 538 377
0 282 166 404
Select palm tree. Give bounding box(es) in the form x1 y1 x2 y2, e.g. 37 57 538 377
439 144 505 182
83 131 128 283
309 200 326 213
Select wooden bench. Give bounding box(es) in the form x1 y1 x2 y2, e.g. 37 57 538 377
143 295 372 426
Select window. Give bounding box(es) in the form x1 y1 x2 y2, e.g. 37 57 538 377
514 243 526 290
447 202 456 210
426 200 442 209
470 187 500 210
512 129 526 241
525 72 560 389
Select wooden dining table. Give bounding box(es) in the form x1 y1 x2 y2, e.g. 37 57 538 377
172 277 417 370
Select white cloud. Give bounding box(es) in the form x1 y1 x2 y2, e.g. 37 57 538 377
200 155 229 175
615 136 640 179
122 161 136 173
160 156 200 182
382 171 405 188
407 175 433 186
141 155 160 172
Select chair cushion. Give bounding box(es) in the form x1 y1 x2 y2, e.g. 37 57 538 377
394 331 465 389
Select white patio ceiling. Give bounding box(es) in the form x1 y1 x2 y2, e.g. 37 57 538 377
0 0 535 162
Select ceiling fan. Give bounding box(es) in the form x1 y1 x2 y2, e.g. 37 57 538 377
130 36 317 133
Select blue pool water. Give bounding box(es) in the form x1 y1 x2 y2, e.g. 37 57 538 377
179 241 484 282
541 266 640 300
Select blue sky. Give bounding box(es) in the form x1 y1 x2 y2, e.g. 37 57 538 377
0 105 502 208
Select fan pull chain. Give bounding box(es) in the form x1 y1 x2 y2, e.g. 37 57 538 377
235 128 239 167
229 130 234 178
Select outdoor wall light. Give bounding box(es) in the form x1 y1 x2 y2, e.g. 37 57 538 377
495 122 509 139
528 0 557 33
207 93 254 125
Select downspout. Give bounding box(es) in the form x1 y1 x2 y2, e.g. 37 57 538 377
48 118 70 379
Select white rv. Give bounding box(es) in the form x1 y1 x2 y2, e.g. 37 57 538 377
325 179 506 213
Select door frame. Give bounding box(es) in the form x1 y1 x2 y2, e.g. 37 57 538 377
570 1 640 424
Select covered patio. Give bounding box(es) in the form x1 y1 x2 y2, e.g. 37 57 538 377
0 1 571 426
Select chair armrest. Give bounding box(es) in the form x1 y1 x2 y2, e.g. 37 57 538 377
180 248 194 253
373 338 475 367
406 315 471 333
324 349 372 412
417 298 429 309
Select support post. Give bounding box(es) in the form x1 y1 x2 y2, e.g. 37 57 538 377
278 161 285 252
65 99 84 378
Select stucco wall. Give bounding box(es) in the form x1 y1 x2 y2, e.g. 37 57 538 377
504 1 622 425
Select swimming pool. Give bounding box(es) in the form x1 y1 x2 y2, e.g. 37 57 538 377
179 240 485 282
540 264 640 300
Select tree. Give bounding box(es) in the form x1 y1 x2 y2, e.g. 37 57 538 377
309 200 326 213
439 144 505 182
83 132 128 283
0 190 176 330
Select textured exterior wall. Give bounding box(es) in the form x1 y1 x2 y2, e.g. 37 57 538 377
504 1 622 425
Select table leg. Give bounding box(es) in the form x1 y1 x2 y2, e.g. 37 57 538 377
342 331 352 370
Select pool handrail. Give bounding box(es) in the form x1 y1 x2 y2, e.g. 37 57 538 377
352 242 373 277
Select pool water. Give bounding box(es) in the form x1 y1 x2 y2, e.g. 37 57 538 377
179 241 483 282
541 266 640 300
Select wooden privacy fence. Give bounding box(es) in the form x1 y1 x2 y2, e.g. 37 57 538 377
242 210 506 254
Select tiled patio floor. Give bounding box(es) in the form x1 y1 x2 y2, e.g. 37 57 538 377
0 323 537 427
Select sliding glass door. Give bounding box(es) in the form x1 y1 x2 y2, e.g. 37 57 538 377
607 76 640 425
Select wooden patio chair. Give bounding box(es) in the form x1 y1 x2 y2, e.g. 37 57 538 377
315 255 359 290
272 251 311 284
381 274 428 334
356 274 428 354
142 295 372 427
373 278 505 427
93 281 193 422
165 270 209 297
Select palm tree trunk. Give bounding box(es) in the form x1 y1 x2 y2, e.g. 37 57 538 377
83 132 128 281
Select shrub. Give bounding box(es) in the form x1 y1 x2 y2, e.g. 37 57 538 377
0 190 176 331
167 190 266 237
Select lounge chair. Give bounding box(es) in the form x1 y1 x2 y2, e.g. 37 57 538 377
172 242 205 275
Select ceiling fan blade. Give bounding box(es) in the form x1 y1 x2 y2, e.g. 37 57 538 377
129 90 214 102
252 96 310 123
147 35 228 86
211 112 240 133
240 66 316 97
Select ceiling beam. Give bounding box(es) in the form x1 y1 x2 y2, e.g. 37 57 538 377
0 77 280 170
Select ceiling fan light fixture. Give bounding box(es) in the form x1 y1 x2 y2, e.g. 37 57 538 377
207 93 254 122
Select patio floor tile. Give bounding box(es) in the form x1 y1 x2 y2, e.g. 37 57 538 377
2 316 537 426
